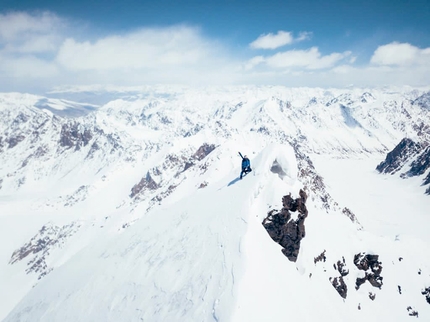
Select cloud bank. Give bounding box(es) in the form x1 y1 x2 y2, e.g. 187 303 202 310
0 11 429 92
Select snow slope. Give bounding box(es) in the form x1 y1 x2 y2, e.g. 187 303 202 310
1 86 430 321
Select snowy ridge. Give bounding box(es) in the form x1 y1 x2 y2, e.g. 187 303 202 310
1 86 430 321
377 137 430 194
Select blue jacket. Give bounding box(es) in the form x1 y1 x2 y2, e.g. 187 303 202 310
242 158 250 169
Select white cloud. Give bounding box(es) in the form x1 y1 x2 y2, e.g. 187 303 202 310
0 11 63 54
0 54 58 78
252 47 351 70
370 42 430 66
56 26 220 71
296 32 312 42
249 31 312 50
244 56 265 70
1 11 430 91
250 31 293 50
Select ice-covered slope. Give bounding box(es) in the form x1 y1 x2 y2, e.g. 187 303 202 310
1 86 430 321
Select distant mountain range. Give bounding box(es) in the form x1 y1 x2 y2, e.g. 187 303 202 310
1 86 429 321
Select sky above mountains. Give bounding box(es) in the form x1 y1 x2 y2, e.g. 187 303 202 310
1 0 430 92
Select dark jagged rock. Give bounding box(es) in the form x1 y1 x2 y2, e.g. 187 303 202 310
290 140 340 213
336 257 349 276
9 222 80 280
424 172 430 187
413 91 430 109
407 306 419 317
422 287 430 304
342 207 361 228
330 276 348 299
21 146 48 168
354 253 380 272
262 189 308 262
183 161 194 172
314 250 326 264
7 135 26 148
60 122 93 150
193 143 216 161
369 292 376 300
407 146 430 178
130 172 159 198
354 253 383 289
376 138 422 174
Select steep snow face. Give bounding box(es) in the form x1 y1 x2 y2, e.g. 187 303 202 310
3 144 300 322
1 86 430 321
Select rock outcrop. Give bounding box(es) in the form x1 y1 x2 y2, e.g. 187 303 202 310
262 189 308 262
330 276 348 299
9 222 81 280
376 138 421 175
422 287 430 304
377 137 430 194
354 253 383 290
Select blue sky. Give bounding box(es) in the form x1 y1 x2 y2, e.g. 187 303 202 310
0 0 429 92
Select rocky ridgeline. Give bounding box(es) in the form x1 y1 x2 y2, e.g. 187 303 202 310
377 137 430 194
290 139 362 227
262 189 308 262
376 138 422 174
9 222 81 280
130 143 216 206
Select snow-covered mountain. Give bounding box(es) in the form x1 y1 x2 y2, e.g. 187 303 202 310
1 86 430 321
377 138 430 194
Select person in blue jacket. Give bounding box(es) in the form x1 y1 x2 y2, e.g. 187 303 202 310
239 152 252 179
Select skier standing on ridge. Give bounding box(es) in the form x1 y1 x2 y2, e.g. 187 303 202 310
239 152 252 179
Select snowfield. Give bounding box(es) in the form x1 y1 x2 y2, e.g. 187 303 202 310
0 86 430 321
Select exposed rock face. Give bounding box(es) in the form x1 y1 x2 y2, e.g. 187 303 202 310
377 137 430 194
130 172 160 198
60 122 93 150
376 138 422 175
262 189 308 262
422 287 430 304
193 143 216 161
342 207 362 228
413 91 430 109
330 257 350 298
354 253 383 289
407 306 419 317
130 143 216 201
7 135 26 148
9 222 80 279
330 276 348 299
407 146 430 178
314 250 326 264
336 257 349 276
